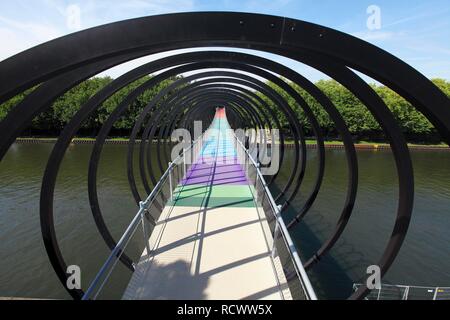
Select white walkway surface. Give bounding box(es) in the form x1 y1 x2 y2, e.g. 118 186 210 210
123 203 291 300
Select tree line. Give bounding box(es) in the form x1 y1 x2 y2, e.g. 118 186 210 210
1 76 449 143
258 78 450 143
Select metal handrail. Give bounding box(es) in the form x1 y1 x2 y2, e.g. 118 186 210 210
353 283 450 300
234 134 318 300
82 136 203 300
83 126 318 300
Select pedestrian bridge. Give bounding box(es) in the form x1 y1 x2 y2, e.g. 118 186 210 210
83 108 316 300
0 12 448 300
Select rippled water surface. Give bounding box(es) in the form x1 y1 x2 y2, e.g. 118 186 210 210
0 143 449 299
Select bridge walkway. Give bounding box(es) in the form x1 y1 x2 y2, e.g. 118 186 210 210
123 109 291 300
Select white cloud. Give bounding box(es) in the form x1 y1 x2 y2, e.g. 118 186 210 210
96 46 328 83
352 30 403 42
0 0 192 62
0 27 28 61
66 4 82 30
0 15 63 62
113 0 194 12
0 15 62 43
406 43 450 56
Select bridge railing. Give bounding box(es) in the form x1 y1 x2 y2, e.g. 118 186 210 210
353 283 450 300
82 136 204 300
234 134 318 300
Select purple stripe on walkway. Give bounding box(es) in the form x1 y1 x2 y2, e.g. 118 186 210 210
196 156 239 164
183 159 248 186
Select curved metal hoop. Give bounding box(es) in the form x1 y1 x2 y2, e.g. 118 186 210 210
0 12 448 300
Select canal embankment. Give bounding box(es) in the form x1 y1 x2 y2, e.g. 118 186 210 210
14 138 450 151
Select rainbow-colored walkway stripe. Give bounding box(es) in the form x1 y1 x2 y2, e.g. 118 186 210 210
171 108 255 209
124 108 290 300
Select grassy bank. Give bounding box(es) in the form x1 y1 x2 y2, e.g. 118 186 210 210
15 137 449 149
301 140 449 148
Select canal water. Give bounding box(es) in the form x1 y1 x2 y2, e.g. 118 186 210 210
0 143 449 299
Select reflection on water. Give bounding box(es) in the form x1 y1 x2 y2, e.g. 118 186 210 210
0 143 449 299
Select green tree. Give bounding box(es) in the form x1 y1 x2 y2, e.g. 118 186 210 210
1 75 448 143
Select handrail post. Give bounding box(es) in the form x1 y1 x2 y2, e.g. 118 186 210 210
193 140 197 164
189 141 195 166
433 287 439 300
271 223 279 259
271 204 282 258
82 154 188 300
168 162 173 201
139 201 151 258
246 150 249 177
403 286 410 300
255 162 260 187
183 148 187 177
199 134 202 164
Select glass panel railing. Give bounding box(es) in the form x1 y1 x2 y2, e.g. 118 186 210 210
83 130 317 300
234 134 318 300
82 137 203 300
352 283 450 300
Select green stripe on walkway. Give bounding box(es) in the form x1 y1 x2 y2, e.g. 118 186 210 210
170 184 256 208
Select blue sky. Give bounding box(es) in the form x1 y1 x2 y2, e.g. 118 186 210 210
0 0 449 82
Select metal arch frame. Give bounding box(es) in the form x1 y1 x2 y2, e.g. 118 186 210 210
147 79 283 184
87 63 221 271
133 79 272 193
0 51 354 254
165 85 355 281
4 59 394 300
1 56 400 302
143 89 267 188
160 98 223 170
1 48 358 255
183 94 252 126
41 60 223 299
182 100 245 134
181 100 246 136
115 58 357 288
0 48 358 278
164 53 356 226
144 73 306 201
158 97 255 176
122 55 408 300
120 69 301 199
172 83 277 164
140 82 272 186
85 72 262 273
87 68 282 274
0 13 448 142
260 47 414 301
183 100 254 139
159 79 274 162
188 78 306 204
92 70 337 302
7 50 342 282
119 62 271 203
226 106 246 129
182 95 260 140
184 98 253 133
161 82 284 179
154 87 272 180
0 12 448 300
163 53 408 300
86 69 290 282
